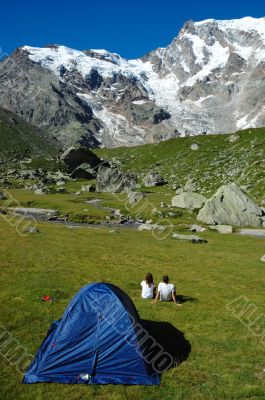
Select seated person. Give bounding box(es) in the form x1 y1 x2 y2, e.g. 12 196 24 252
152 275 181 306
141 273 156 299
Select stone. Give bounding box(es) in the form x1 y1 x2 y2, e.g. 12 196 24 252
260 255 265 262
138 223 165 232
191 143 199 150
172 192 207 210
175 187 184 195
189 224 207 232
209 225 233 234
70 163 96 179
0 191 6 200
184 179 197 192
142 172 165 187
197 183 263 227
56 180 66 186
172 233 207 243
81 184 96 193
24 226 39 234
60 146 101 171
34 188 49 195
96 166 137 193
229 134 239 143
127 191 145 205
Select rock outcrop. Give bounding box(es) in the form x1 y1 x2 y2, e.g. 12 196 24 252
143 172 165 187
60 146 101 170
96 166 137 193
197 183 263 226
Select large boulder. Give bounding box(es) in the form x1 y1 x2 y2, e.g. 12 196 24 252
70 163 96 179
128 191 145 205
96 166 137 193
60 146 101 171
142 172 165 187
172 192 207 210
197 183 263 227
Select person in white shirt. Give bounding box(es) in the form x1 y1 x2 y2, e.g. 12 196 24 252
152 275 182 306
141 273 156 299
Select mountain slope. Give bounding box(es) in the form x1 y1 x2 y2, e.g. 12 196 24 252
0 108 58 160
96 128 265 203
0 17 265 148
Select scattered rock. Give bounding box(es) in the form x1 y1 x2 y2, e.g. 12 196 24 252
190 143 199 151
81 184 96 193
109 229 120 234
143 172 165 187
184 179 197 192
34 188 49 195
172 192 207 210
127 191 145 205
24 226 39 234
189 224 207 233
56 180 66 186
0 191 6 200
138 223 165 232
197 183 263 227
96 166 137 193
209 225 233 234
175 187 184 195
172 233 207 243
229 134 239 143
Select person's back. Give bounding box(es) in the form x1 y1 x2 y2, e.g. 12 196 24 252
152 275 181 306
157 281 175 301
141 272 155 299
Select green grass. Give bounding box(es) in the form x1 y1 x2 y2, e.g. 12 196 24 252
1 217 265 400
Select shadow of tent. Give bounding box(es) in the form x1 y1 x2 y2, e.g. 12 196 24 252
140 320 191 371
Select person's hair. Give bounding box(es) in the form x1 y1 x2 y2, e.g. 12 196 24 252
163 275 169 284
145 273 154 286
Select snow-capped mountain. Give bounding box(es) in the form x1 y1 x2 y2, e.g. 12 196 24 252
0 16 265 147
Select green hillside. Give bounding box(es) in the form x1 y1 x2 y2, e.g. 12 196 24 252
96 128 265 202
0 108 58 160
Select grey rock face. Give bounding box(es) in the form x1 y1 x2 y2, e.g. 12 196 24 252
60 146 101 170
197 183 263 226
96 166 137 193
70 163 96 179
143 172 165 187
172 192 207 210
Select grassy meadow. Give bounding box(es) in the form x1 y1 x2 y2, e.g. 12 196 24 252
1 214 265 399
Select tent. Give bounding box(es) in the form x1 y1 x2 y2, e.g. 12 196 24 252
23 283 160 385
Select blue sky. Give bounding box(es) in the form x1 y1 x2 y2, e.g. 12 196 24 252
1 0 264 58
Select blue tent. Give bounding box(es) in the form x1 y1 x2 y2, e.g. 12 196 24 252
23 283 160 385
